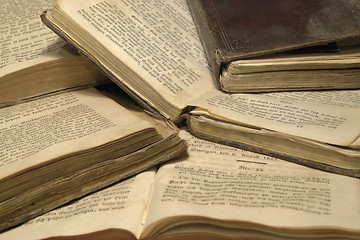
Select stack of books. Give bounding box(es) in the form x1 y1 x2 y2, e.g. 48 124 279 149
1 0 360 239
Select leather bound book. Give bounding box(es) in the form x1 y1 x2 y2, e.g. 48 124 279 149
188 0 360 92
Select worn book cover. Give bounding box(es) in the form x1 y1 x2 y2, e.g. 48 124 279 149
187 0 360 91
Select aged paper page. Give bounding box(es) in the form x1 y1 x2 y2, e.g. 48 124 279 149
55 0 214 113
1 170 156 240
0 0 73 77
190 88 360 146
0 88 153 179
142 131 360 237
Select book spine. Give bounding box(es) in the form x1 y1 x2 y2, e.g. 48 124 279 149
187 0 223 82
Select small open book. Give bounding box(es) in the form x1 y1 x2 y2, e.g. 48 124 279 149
0 85 186 232
2 131 360 239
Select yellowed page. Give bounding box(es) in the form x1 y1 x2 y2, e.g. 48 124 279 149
53 0 214 115
1 170 155 240
142 131 360 237
352 137 360 149
50 0 360 147
228 51 360 73
190 88 360 147
0 88 153 179
0 0 74 77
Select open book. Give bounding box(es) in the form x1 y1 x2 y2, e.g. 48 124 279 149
0 0 108 108
187 0 360 92
0 85 187 232
42 0 360 177
2 131 360 240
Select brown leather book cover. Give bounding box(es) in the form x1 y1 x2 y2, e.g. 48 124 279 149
188 0 360 79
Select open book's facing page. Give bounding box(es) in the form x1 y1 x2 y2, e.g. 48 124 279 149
1 170 156 240
141 131 360 239
3 130 359 239
0 88 153 179
0 0 65 77
190 88 360 147
1 0 108 108
53 0 214 117
1 0 73 77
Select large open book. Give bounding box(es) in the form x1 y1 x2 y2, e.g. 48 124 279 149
0 0 108 108
187 0 360 92
42 0 360 177
2 131 360 240
0 85 187 232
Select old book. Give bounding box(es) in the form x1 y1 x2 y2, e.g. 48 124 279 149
0 0 108 108
42 0 360 177
0 85 187 232
2 131 360 240
187 0 360 92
